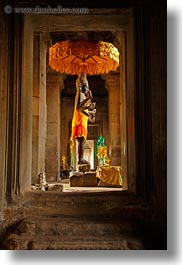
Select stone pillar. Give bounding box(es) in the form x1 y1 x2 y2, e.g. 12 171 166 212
115 31 129 190
0 10 8 207
134 6 154 200
126 12 136 192
32 33 47 184
150 8 167 212
19 15 33 193
0 13 32 202
106 73 121 166
119 41 128 190
45 72 62 182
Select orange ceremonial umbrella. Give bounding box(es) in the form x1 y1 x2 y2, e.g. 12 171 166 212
49 40 119 75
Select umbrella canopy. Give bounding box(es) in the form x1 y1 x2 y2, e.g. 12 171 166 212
49 40 119 75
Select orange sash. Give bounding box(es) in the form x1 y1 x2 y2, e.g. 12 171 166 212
71 109 88 140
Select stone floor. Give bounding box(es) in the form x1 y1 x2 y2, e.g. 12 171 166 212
58 178 122 192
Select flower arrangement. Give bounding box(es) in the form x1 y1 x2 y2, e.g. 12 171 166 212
97 146 107 158
95 136 110 166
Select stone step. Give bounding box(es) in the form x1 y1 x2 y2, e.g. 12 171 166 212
24 191 148 219
1 191 150 250
13 217 136 237
3 233 144 250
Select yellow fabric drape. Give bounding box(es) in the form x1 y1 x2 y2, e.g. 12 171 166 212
96 166 122 186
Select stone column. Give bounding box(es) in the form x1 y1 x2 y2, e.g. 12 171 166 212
150 8 167 212
45 72 62 182
32 33 47 184
0 10 8 206
19 15 33 193
120 41 128 190
115 31 129 190
106 73 121 166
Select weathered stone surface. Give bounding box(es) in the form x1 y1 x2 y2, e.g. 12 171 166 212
48 184 63 192
111 146 121 157
0 190 159 250
0 189 167 250
32 33 47 184
78 164 91 172
98 180 122 188
70 171 98 187
106 73 122 167
46 175 57 183
45 72 62 181
2 233 144 250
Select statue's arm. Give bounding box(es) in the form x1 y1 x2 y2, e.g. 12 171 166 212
75 84 96 120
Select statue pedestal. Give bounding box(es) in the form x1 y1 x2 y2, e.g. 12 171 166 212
70 171 98 187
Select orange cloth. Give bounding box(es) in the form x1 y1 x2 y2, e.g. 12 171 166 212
71 109 88 140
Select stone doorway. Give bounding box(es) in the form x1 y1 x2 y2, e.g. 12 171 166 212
27 9 135 192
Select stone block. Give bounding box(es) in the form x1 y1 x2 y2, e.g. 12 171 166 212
48 184 63 192
70 171 98 187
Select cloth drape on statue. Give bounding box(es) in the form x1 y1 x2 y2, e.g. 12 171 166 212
71 109 88 140
96 166 122 186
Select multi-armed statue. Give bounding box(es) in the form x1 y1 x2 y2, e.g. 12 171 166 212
71 72 96 165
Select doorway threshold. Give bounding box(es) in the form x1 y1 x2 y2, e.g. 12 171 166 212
59 178 122 192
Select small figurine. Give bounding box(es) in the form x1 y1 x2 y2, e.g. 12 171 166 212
61 154 68 170
37 172 48 191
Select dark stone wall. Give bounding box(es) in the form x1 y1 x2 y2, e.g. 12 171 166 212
0 8 23 204
134 2 167 224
